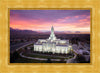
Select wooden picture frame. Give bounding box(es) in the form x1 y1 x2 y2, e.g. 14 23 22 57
0 0 99 73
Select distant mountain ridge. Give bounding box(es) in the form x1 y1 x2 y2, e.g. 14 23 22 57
10 27 90 35
10 28 64 35
10 28 39 35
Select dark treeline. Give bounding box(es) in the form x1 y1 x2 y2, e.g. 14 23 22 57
10 33 90 45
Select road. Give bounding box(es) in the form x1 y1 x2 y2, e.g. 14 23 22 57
10 41 34 53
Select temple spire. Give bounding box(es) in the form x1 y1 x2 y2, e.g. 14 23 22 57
48 26 56 40
51 26 54 34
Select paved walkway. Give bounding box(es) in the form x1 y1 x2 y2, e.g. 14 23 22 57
20 52 67 61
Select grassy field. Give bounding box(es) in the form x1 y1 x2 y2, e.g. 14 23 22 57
11 49 73 63
14 56 64 63
22 53 73 60
14 56 46 63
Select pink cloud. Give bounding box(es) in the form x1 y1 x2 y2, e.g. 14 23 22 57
74 16 79 18
79 19 88 22
80 15 87 17
64 17 71 19
86 16 90 19
57 16 71 22
57 15 89 23
10 14 90 33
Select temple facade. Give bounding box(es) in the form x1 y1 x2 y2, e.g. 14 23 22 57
34 26 72 54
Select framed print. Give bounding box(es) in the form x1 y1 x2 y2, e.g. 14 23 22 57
9 9 91 64
0 0 100 73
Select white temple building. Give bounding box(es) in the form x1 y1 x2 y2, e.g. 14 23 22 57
34 26 72 54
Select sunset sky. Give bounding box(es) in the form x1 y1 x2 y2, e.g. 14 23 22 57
10 10 90 34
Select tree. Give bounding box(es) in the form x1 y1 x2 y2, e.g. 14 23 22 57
10 51 20 63
46 58 52 63
76 54 86 63
60 58 65 63
24 47 27 50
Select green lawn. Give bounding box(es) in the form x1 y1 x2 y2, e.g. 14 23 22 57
11 50 74 63
22 53 74 60
14 56 63 63
14 56 46 63
23 53 66 59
